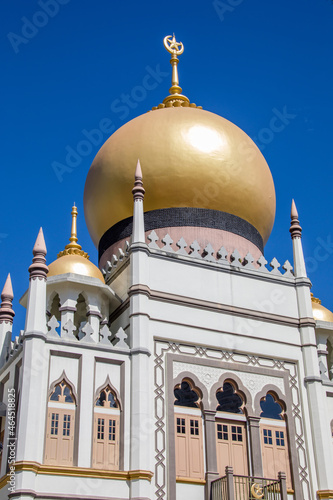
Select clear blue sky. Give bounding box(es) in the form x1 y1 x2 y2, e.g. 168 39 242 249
1 0 333 332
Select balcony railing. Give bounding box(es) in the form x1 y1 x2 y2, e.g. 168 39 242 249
211 467 288 500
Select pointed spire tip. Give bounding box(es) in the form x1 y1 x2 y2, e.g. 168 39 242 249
135 159 142 180
289 199 302 239
33 227 47 255
132 159 145 201
1 273 13 301
0 271 15 322
291 199 298 218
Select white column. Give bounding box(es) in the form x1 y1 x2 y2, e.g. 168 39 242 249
129 249 153 499
316 332 329 380
292 237 307 278
86 292 102 342
290 203 333 491
129 160 153 498
16 228 49 467
296 280 333 491
76 351 94 467
58 291 77 337
16 336 49 464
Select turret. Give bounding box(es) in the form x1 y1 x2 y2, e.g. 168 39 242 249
128 161 152 499
0 274 15 367
290 199 307 278
25 227 48 335
131 159 145 244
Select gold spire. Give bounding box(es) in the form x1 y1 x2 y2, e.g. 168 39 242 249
151 35 201 110
57 204 89 259
163 35 186 98
311 293 321 305
311 293 333 322
162 34 189 106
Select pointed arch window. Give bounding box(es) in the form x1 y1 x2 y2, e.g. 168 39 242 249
92 383 120 470
260 392 292 489
215 380 248 477
44 378 76 466
174 379 204 480
50 380 75 403
95 386 118 408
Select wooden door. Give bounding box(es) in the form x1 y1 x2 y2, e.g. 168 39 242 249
45 408 75 465
93 413 119 470
216 420 248 476
175 413 204 480
261 423 292 489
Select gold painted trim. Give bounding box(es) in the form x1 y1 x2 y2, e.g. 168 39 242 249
0 473 9 490
317 490 333 499
13 461 153 482
176 476 206 485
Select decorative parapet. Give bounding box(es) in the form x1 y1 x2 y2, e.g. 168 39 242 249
46 315 129 350
5 330 24 361
146 230 294 279
101 240 130 282
101 231 294 282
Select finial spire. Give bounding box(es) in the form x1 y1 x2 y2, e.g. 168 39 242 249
28 228 49 280
289 200 307 277
0 274 15 323
132 159 145 201
289 199 302 239
311 293 321 305
163 34 189 106
132 160 146 243
58 205 89 259
65 204 81 251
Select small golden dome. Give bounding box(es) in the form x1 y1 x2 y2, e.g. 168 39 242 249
48 254 104 282
84 107 276 247
48 205 104 283
311 294 333 322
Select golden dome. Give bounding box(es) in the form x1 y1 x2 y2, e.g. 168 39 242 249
311 294 333 323
48 205 104 283
84 106 276 247
48 254 104 282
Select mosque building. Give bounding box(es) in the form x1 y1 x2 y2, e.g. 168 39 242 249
0 35 332 500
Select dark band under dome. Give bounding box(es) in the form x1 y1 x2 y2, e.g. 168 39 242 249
98 207 263 261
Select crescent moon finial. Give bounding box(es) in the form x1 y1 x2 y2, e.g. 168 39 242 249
163 34 184 56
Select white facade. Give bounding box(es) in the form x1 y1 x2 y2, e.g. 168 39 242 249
0 72 332 498
0 195 332 500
